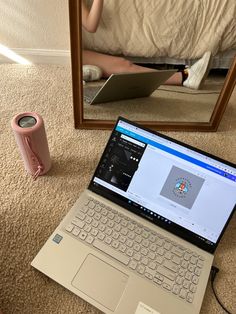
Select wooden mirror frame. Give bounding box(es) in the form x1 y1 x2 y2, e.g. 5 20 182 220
69 0 236 131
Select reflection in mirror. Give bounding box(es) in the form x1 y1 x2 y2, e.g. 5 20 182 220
83 73 225 122
69 0 236 130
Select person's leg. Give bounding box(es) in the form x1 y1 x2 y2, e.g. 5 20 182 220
164 72 183 85
83 50 212 89
83 50 153 76
83 50 213 89
83 49 183 85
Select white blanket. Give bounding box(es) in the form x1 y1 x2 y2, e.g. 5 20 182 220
83 0 236 59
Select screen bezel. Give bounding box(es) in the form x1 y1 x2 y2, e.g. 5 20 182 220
88 116 236 254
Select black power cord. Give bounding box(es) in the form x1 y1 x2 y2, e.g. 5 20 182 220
158 88 220 95
210 266 232 314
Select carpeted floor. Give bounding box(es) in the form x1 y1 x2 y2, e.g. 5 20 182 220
0 64 235 314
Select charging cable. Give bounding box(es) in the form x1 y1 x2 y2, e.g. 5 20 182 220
210 266 232 314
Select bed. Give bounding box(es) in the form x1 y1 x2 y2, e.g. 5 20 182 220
82 0 236 68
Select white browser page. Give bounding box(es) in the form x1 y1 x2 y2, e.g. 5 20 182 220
126 144 235 243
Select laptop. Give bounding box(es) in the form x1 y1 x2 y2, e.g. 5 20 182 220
83 70 176 104
31 117 236 314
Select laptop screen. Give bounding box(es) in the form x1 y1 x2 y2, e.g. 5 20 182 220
89 117 236 253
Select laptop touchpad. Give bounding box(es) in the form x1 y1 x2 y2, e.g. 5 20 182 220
72 254 129 311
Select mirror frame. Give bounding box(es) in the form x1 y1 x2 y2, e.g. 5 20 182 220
69 0 236 131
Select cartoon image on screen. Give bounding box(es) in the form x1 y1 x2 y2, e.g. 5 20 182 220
160 166 205 209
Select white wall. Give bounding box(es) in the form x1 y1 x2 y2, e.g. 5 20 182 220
0 0 70 63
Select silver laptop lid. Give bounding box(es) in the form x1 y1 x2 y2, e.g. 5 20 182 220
89 117 236 253
84 70 176 104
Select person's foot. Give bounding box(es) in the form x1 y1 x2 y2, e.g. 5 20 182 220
83 65 102 82
183 51 212 89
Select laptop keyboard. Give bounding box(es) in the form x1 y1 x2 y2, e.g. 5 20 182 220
64 197 204 304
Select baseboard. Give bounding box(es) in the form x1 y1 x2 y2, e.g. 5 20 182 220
0 48 71 65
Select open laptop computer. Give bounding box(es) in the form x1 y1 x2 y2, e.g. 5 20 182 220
83 70 176 104
31 117 236 314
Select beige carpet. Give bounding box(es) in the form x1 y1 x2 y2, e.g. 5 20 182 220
0 64 235 314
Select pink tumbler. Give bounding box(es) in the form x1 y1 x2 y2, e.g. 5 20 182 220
11 112 51 179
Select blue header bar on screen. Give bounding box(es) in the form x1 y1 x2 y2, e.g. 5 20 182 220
116 125 236 182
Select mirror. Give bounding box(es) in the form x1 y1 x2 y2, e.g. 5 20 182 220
69 0 236 131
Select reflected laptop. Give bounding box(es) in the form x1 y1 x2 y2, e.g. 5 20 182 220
32 117 236 314
83 70 176 104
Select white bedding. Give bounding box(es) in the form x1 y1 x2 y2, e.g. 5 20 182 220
83 0 236 60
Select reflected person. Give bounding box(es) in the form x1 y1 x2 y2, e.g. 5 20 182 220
82 0 212 90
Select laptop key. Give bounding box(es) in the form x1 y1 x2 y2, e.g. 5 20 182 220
192 275 199 285
154 278 162 285
179 289 188 299
93 239 130 265
172 285 180 295
137 265 145 275
87 209 95 217
188 264 195 273
163 260 179 272
189 284 197 293
80 206 88 214
76 212 86 220
84 224 92 233
195 267 201 276
71 218 85 229
95 204 102 212
186 292 194 303
197 260 204 268
98 232 105 240
154 273 164 282
162 282 172 291
185 271 193 281
172 255 181 265
133 253 141 261
85 216 92 224
72 227 80 236
91 228 98 236
105 236 112 244
157 266 176 281
88 201 95 209
119 244 126 253
129 260 138 270
145 272 153 280
172 246 184 257
79 231 87 240
65 224 74 232
86 235 94 244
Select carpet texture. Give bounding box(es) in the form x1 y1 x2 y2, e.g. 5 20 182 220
0 64 235 314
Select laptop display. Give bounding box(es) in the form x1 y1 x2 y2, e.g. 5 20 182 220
89 117 236 253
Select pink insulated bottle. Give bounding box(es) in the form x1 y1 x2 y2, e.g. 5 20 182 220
11 112 51 179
